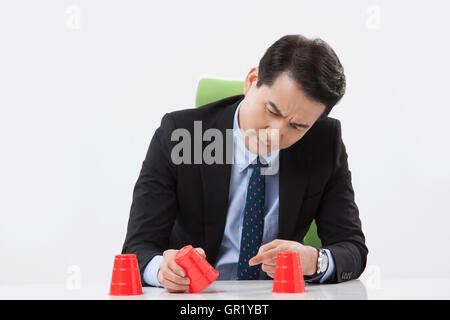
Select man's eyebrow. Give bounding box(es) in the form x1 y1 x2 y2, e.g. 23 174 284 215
267 100 310 129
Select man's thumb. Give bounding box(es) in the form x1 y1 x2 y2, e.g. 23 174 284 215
195 247 206 258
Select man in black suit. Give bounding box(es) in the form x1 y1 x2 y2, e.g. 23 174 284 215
122 34 368 292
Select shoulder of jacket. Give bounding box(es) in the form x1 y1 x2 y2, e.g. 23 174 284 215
313 116 340 130
165 94 244 128
303 116 340 142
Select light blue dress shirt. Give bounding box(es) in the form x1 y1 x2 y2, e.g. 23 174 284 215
143 100 335 286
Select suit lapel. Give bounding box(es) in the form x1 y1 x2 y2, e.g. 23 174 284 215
278 140 312 240
200 97 242 266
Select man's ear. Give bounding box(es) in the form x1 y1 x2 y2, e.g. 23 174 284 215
244 67 258 96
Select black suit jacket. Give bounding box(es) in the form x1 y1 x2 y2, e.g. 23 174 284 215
122 94 368 285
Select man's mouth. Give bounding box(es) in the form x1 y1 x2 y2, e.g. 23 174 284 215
257 136 270 149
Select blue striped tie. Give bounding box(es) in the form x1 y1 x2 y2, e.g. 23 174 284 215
237 156 268 280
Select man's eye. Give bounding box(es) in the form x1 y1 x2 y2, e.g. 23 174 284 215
290 123 302 130
266 106 278 116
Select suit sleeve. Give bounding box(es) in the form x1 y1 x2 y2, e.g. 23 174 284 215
121 113 178 286
316 119 368 283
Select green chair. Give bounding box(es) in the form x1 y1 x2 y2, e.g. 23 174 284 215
195 77 322 248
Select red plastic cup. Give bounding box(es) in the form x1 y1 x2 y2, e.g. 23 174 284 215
272 251 306 293
175 245 219 293
109 254 143 296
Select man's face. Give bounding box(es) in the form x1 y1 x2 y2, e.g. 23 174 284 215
239 67 326 155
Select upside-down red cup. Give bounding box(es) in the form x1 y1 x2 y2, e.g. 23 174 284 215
272 251 306 293
175 245 219 293
109 254 143 296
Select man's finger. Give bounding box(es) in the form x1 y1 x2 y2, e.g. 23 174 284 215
250 240 278 264
249 247 279 266
257 240 280 255
195 247 206 258
262 262 276 267
162 268 190 286
162 277 190 292
167 258 186 278
261 263 276 273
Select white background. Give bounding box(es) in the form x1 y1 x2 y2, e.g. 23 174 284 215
1 0 449 287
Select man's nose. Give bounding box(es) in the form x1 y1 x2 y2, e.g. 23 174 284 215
266 127 282 148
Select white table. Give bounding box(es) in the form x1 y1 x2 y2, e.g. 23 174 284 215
1 278 450 300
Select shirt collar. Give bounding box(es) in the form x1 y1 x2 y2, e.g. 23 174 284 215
233 100 280 172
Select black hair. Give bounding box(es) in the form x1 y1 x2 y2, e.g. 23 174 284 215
257 34 346 119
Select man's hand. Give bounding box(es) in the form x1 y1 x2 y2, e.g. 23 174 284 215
157 247 206 293
248 239 318 278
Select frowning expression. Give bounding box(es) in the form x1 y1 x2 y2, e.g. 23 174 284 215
239 67 326 154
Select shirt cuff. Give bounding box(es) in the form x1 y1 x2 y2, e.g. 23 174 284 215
304 248 335 284
143 255 164 287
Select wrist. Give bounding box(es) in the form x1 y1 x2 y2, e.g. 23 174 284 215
305 246 319 276
310 248 329 278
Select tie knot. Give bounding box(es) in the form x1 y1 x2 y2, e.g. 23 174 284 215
250 156 269 169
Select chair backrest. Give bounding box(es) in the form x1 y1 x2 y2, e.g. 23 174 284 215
195 78 245 107
195 77 322 248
